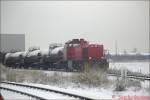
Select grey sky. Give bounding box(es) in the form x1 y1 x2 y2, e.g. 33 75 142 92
1 1 149 53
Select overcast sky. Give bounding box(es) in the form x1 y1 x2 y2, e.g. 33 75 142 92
1 1 149 53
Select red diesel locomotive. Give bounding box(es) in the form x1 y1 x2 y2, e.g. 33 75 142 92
63 39 108 71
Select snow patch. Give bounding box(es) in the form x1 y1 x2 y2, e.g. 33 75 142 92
109 62 150 74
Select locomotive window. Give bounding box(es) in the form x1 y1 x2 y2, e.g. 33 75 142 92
73 44 80 47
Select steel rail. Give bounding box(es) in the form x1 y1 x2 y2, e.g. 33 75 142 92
1 81 94 100
0 86 46 100
108 73 150 81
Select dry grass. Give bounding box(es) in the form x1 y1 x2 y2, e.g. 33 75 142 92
0 64 142 91
114 76 141 91
1 64 109 88
71 67 109 87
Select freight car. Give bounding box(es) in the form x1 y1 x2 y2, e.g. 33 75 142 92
3 39 109 71
4 51 26 68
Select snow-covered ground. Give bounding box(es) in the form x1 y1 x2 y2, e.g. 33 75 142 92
1 61 149 99
109 61 150 74
1 80 149 100
10 80 150 99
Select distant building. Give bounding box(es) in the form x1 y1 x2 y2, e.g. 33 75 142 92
0 34 25 52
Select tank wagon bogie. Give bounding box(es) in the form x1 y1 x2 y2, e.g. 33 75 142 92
3 39 109 71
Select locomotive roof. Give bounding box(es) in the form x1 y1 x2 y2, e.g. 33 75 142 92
65 39 88 44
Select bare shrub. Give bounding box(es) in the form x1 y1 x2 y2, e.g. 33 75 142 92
115 77 126 91
46 72 60 84
0 65 48 83
23 70 48 83
46 72 68 86
6 70 17 82
126 79 141 91
0 64 18 82
0 64 7 81
71 68 108 87
115 77 141 91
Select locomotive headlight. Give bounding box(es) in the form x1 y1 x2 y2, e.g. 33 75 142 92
89 57 92 60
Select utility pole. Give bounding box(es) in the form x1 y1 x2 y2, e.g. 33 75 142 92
115 40 118 56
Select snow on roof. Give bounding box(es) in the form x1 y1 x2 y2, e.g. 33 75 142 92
27 50 41 57
51 47 64 55
41 49 50 56
27 49 50 57
5 51 27 59
5 53 12 59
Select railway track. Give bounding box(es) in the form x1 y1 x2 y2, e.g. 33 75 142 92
1 81 95 100
108 73 150 81
0 86 45 100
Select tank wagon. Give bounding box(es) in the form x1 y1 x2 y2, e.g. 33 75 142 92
3 39 109 71
4 51 27 68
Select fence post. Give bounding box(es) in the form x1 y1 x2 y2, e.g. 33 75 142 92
121 68 127 87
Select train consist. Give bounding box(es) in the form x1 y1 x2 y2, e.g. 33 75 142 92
2 39 109 71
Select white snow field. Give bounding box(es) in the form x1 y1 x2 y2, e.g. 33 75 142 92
1 80 149 100
20 81 150 100
109 61 150 74
1 62 149 99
